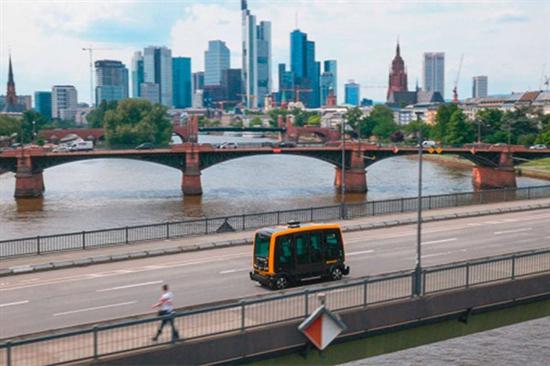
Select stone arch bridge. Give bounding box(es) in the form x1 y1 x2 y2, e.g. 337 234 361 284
1 143 549 198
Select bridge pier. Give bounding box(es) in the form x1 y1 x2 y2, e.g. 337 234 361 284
472 152 516 190
472 167 516 190
334 145 367 193
15 154 44 198
181 145 202 195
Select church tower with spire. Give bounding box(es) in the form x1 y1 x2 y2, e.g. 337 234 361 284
386 41 408 101
3 55 23 113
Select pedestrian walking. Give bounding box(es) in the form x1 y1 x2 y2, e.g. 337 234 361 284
151 284 179 342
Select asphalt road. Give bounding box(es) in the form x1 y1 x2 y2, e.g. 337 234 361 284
1 209 550 339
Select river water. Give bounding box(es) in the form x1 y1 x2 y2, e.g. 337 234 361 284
342 316 550 366
0 135 547 239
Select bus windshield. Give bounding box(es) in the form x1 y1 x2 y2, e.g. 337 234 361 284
254 233 271 258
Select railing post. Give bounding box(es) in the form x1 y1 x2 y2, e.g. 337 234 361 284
6 341 11 366
205 218 209 235
511 254 516 280
527 186 531 199
166 222 170 239
242 214 246 230
93 325 99 360
125 226 129 244
455 194 458 207
428 195 432 210
363 279 368 307
310 207 314 222
466 263 470 288
82 231 86 250
422 270 426 295
304 289 309 317
372 201 376 216
36 236 40 255
277 211 280 225
503 189 508 202
240 300 246 331
400 197 404 212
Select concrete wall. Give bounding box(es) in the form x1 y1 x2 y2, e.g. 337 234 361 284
95 273 550 365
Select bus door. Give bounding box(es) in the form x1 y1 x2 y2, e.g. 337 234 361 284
294 232 325 277
275 234 294 274
323 230 343 264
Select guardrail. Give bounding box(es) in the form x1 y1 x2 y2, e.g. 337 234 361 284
1 184 550 258
1 247 549 366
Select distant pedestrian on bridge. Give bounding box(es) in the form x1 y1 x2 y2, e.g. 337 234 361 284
151 284 179 342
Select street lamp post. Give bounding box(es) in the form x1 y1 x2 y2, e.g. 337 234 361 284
32 121 36 144
340 118 346 219
414 112 423 296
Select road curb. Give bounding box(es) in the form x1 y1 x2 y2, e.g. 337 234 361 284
2 203 550 277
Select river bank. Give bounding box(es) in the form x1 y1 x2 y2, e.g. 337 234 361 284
417 155 550 181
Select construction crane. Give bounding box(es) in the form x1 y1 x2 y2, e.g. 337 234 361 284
82 47 118 107
452 53 464 103
279 87 313 103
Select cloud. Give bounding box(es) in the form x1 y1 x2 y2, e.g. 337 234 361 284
1 0 549 104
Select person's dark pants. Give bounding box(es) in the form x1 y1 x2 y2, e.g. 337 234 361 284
153 310 179 341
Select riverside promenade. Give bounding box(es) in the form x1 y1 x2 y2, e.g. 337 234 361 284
3 196 550 276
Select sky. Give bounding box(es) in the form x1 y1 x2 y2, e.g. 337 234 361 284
1 0 549 105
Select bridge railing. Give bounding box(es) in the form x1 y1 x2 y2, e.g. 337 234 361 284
1 247 549 366
1 185 550 258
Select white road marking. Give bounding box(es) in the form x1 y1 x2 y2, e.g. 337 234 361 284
484 221 504 225
467 223 482 226
219 268 250 274
96 280 163 292
0 300 29 308
53 301 137 317
423 238 457 245
423 249 466 259
347 249 375 256
494 228 532 235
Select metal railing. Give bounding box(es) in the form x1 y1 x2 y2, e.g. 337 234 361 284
1 247 549 366
1 185 550 258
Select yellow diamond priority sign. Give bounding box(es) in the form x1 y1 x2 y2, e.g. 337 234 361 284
436 147 443 154
427 147 435 154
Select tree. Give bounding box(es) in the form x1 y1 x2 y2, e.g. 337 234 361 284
267 108 290 127
249 117 263 127
389 130 404 143
103 99 171 146
344 107 363 136
359 105 397 141
535 130 550 146
86 100 118 128
20 110 50 142
306 114 321 126
434 103 459 141
404 119 433 141
0 114 21 137
501 108 539 145
475 109 503 143
444 109 475 145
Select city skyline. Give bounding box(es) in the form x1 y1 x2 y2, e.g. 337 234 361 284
1 1 549 103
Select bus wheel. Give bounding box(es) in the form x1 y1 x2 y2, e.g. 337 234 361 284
330 267 343 281
273 275 289 290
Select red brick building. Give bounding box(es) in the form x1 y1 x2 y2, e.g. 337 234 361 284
387 42 408 101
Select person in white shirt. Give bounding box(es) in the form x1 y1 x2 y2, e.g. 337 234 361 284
151 284 179 342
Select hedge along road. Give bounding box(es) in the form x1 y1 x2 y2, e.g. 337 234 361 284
1 208 550 339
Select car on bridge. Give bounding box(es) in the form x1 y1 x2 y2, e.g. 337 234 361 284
135 142 154 150
529 144 547 150
250 221 349 290
218 142 238 149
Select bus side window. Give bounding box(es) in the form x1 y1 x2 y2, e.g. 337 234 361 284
295 235 309 265
324 231 342 260
310 232 323 263
276 235 294 271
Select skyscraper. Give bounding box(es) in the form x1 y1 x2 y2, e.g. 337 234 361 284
222 68 243 103
321 60 337 105
472 75 488 98
256 21 272 107
34 91 52 118
95 60 129 105
241 0 271 108
173 57 192 108
289 29 320 108
423 52 445 98
192 72 205 93
205 41 230 86
131 51 144 98
387 42 408 101
143 46 173 107
345 80 360 106
52 85 78 120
